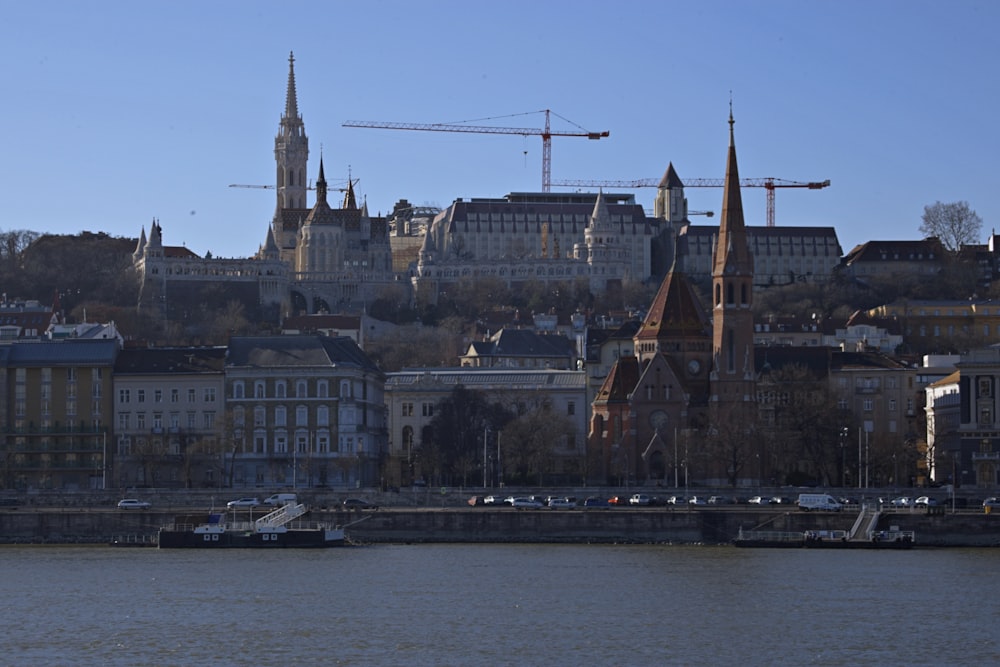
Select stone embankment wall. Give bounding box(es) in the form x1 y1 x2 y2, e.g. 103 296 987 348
2 506 1000 546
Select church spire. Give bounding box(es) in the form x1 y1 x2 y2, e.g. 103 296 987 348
315 153 328 206
710 105 755 401
284 51 299 122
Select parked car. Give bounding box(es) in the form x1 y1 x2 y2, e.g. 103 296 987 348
707 496 736 505
748 496 769 505
667 495 687 505
983 497 1000 509
117 499 151 510
583 496 610 509
629 494 651 506
483 495 504 505
547 497 576 509
511 497 544 509
890 497 912 508
342 498 378 510
226 497 261 509
688 496 707 506
770 496 792 505
608 496 629 505
914 496 938 507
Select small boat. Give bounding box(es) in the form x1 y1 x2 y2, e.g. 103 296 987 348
733 527 915 549
158 503 344 549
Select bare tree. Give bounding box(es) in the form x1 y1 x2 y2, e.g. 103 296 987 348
919 201 982 251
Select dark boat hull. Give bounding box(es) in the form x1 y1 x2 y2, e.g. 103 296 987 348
158 528 343 549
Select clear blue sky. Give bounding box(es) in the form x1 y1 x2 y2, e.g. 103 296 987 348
2 1 997 259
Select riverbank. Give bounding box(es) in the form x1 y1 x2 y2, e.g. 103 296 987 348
2 506 999 546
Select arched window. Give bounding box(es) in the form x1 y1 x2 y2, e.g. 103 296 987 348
726 283 735 305
254 381 266 399
275 406 287 427
233 382 245 399
296 405 308 426
317 381 329 398
296 381 308 398
715 284 722 306
317 405 329 427
276 382 287 399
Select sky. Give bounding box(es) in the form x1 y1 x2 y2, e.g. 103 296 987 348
1 1 997 260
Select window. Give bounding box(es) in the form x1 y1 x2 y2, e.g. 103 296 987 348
276 382 287 399
119 389 131 404
187 412 196 429
275 406 287 427
863 399 874 412
254 407 266 427
254 382 266 399
137 414 146 429
154 389 163 403
317 381 329 398
170 389 179 403
422 403 434 417
233 407 245 427
153 413 163 430
296 405 308 426
137 389 145 403
296 381 307 398
118 413 129 430
888 399 896 411
204 388 216 403
317 405 329 427
568 401 576 416
980 378 992 397
233 382 245 399
170 413 180 429
275 435 288 453
402 403 414 417
204 412 215 429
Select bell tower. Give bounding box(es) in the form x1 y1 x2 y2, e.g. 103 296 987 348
274 52 309 214
710 109 756 407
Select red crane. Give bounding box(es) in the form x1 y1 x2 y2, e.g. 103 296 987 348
343 110 609 193
552 176 830 227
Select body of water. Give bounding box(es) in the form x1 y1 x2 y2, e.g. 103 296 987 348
1 544 998 666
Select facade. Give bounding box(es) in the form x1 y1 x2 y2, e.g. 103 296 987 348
675 223 842 288
0 339 119 490
866 298 1000 349
112 347 227 489
224 335 387 489
384 368 588 487
952 347 1000 488
411 191 664 301
841 238 946 286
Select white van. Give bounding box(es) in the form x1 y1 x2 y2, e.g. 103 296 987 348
263 493 298 506
796 493 843 511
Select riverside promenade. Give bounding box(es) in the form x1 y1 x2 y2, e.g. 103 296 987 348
1 489 999 546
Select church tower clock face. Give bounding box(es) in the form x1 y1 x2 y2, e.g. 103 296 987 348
650 410 668 431
687 359 701 375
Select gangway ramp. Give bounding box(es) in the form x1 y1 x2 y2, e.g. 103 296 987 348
255 503 307 530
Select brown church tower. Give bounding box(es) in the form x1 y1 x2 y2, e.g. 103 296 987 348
710 109 756 409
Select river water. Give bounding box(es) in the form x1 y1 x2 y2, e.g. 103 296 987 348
1 544 997 666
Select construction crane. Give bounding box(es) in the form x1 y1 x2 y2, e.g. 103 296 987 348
552 176 830 227
229 179 358 193
343 110 609 193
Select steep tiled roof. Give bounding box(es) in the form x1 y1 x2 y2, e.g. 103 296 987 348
635 270 709 342
594 355 641 404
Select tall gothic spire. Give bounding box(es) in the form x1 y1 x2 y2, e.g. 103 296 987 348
315 154 328 206
284 51 299 122
714 107 752 274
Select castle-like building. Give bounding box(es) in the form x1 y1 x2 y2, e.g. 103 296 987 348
132 52 841 324
133 53 393 320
